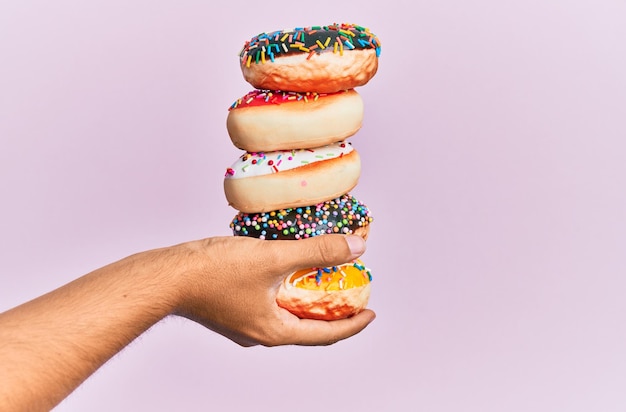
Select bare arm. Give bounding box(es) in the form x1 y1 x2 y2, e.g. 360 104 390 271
0 235 374 411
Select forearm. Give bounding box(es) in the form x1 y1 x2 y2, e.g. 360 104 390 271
0 245 186 411
0 235 374 410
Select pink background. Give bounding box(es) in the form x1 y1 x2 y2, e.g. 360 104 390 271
1 1 625 411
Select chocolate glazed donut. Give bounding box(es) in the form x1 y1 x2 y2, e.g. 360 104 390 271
230 193 373 240
239 23 382 93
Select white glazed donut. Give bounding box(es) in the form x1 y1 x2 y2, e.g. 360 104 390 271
239 23 381 93
223 142 360 213
227 89 364 152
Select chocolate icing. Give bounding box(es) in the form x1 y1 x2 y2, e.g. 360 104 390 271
230 194 373 240
240 23 381 66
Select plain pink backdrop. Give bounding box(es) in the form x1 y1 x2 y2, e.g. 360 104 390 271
1 1 625 411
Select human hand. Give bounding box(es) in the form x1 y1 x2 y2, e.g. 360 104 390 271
172 235 376 347
0 234 374 410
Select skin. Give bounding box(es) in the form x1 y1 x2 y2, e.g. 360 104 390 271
0 234 375 411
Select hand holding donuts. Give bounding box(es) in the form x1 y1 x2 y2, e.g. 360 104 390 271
222 22 381 320
175 235 374 344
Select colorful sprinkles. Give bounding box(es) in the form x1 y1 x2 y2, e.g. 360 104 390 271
239 23 382 67
230 193 373 240
224 141 353 179
287 259 373 291
229 89 345 110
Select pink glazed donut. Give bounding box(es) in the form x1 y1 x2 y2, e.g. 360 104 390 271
227 89 364 152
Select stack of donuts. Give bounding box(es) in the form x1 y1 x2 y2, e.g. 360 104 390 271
223 23 381 320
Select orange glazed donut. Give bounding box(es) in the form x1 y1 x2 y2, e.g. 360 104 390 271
239 23 381 93
227 89 364 152
276 259 372 320
224 142 360 213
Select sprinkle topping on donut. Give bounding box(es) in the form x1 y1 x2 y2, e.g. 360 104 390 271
230 194 373 240
224 141 354 179
240 23 381 67
286 259 372 290
229 89 346 110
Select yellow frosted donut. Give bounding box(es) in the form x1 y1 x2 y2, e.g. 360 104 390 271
276 259 372 320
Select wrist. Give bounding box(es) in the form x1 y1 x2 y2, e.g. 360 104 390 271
150 238 216 317
125 243 195 318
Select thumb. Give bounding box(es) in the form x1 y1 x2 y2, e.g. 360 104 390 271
264 234 366 274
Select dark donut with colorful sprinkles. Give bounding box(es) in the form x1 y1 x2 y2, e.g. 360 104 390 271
239 23 381 93
230 193 373 240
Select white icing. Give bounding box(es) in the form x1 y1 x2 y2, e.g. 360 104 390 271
225 141 353 179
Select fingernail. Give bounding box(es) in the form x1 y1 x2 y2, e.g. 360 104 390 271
345 235 366 259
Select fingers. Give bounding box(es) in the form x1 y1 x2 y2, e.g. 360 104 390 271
285 309 376 346
262 234 367 274
180 235 373 347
